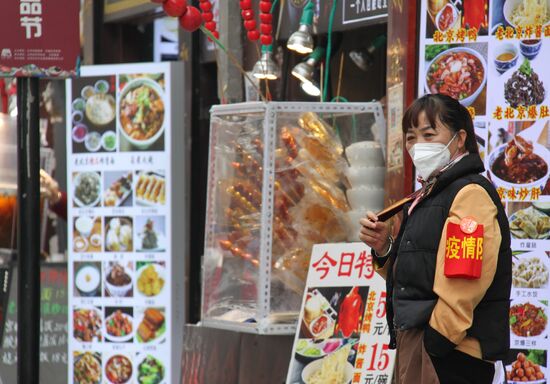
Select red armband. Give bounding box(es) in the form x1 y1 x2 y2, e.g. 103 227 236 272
444 217 483 279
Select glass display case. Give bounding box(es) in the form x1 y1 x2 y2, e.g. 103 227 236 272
201 102 385 334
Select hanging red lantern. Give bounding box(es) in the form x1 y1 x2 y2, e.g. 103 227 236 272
244 20 257 31
163 0 188 17
199 1 212 12
205 21 217 32
247 30 260 41
179 5 202 32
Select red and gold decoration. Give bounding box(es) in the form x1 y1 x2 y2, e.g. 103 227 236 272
239 0 274 45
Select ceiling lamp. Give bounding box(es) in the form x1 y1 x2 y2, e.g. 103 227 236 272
300 80 320 97
252 45 279 80
291 46 324 84
287 1 314 54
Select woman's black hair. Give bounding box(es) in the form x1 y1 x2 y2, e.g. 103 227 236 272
402 94 479 154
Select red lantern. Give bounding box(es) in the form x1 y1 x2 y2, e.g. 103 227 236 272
260 24 272 34
163 0 188 17
247 30 260 41
239 0 252 9
260 34 272 45
199 1 212 12
202 12 213 22
179 5 202 32
259 13 272 23
241 9 254 20
244 20 257 31
259 1 272 13
205 21 217 32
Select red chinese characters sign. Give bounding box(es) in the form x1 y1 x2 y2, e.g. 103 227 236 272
0 0 80 78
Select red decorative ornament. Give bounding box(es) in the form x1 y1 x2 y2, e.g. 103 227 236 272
179 5 202 32
239 0 252 9
163 0 188 17
244 20 257 31
259 1 271 13
238 0 274 46
205 21 217 32
241 9 254 20
247 30 260 41
259 13 272 23
202 12 213 22
260 34 272 46
199 1 212 12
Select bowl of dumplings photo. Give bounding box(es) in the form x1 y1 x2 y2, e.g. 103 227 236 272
105 217 133 252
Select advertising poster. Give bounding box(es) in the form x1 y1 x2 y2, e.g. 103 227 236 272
418 1 549 382
66 63 177 384
286 242 394 384
0 0 80 77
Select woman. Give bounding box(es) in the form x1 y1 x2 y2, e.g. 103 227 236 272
360 94 511 383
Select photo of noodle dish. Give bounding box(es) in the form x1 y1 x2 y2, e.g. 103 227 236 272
301 344 354 384
512 252 549 288
118 76 165 151
501 0 550 29
424 45 487 108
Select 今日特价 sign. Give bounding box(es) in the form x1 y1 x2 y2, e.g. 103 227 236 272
286 242 395 384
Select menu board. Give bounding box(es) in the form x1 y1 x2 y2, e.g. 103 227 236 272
418 1 549 382
286 243 394 384
0 264 68 384
66 63 184 384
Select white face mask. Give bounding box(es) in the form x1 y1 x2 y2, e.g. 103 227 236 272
408 134 457 180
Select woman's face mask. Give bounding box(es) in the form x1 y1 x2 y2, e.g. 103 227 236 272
408 134 457 180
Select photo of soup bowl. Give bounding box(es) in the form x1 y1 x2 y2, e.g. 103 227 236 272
487 142 550 192
424 47 487 107
75 263 101 297
118 77 166 150
520 39 542 60
493 42 519 74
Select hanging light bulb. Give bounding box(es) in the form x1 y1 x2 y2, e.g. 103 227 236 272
253 45 279 80
291 46 324 85
287 1 314 54
300 80 320 97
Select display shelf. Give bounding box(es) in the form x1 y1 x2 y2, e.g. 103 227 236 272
201 102 385 334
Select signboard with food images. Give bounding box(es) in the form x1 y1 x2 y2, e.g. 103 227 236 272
418 1 550 382
66 62 187 384
286 242 394 384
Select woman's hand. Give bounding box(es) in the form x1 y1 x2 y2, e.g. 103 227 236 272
40 169 61 205
359 211 391 255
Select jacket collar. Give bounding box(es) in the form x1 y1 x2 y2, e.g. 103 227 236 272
428 153 485 196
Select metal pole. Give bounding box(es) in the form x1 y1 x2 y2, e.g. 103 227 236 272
16 77 40 384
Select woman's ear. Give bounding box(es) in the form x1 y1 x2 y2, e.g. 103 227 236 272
457 129 468 151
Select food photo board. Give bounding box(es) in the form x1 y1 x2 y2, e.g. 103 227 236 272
66 62 188 384
286 242 394 384
418 1 549 382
